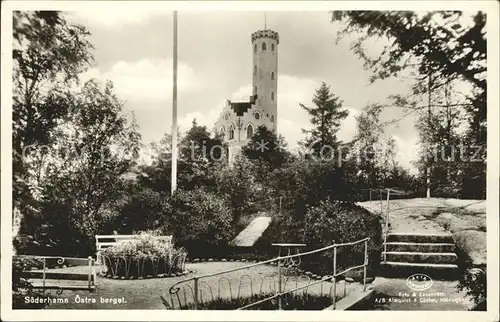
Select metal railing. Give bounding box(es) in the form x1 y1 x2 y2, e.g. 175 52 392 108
166 237 370 310
363 188 393 263
14 255 96 295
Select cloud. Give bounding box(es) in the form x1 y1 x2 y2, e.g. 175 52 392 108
80 59 200 104
66 8 163 28
392 135 420 174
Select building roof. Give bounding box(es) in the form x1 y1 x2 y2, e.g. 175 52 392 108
229 95 257 116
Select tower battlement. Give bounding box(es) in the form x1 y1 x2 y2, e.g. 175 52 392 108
251 29 279 43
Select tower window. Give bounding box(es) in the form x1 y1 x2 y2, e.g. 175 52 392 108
254 44 257 53
271 72 275 80
254 65 257 76
271 43 275 51
246 124 254 139
229 124 235 140
254 86 257 94
271 92 275 101
262 42 266 51
254 112 260 120
271 115 274 123
220 126 226 137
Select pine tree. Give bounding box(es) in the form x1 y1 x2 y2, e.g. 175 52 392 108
300 82 349 159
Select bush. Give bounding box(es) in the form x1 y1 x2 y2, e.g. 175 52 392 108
214 155 262 225
457 266 486 311
257 199 382 277
301 199 382 276
267 159 358 222
101 233 187 279
113 187 172 234
164 188 235 258
12 256 51 309
458 267 486 310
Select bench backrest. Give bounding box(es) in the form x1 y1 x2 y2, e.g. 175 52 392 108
95 234 173 252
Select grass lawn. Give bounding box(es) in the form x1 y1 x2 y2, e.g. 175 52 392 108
30 261 347 310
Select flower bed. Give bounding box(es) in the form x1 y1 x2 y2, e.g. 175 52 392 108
101 233 187 279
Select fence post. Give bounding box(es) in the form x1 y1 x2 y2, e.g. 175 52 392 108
363 239 368 291
193 277 199 310
88 256 92 291
332 246 337 310
277 257 282 310
92 258 97 292
42 257 46 295
95 236 99 264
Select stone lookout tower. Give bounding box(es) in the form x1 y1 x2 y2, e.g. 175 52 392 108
213 29 279 163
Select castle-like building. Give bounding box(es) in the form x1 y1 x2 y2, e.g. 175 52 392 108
213 29 279 163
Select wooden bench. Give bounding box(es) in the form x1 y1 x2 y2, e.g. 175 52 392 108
19 256 96 293
95 234 173 264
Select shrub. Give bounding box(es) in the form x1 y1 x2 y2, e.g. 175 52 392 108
267 159 358 222
258 199 382 277
300 199 382 276
458 267 486 311
214 155 262 225
164 188 235 258
101 233 187 279
113 187 172 234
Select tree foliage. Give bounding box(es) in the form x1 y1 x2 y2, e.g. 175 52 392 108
13 11 94 209
300 82 349 157
332 11 487 198
243 125 290 166
138 119 225 194
16 80 141 256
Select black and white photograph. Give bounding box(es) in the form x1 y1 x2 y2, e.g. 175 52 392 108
1 1 498 321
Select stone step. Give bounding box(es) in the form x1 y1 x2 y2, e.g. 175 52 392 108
385 242 456 253
379 261 459 280
231 216 272 247
386 233 454 244
381 251 458 265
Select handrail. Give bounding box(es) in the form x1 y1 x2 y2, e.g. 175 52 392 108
167 236 370 310
170 237 369 284
15 255 96 294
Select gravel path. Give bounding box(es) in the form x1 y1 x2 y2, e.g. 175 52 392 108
30 262 347 310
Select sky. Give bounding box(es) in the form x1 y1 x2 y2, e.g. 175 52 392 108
66 10 423 171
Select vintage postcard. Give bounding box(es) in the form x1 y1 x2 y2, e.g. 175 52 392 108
1 1 499 321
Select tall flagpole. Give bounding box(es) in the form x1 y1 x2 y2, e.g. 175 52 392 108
171 11 178 194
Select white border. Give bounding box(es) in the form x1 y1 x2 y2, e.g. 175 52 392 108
1 1 499 321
